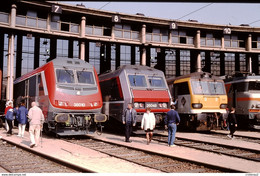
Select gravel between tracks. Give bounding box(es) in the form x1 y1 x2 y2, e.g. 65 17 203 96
66 137 224 173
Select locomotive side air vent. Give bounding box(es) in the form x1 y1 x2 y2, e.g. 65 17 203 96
83 87 97 91
75 61 80 64
57 85 74 90
67 61 73 64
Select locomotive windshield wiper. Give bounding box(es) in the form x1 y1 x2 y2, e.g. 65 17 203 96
198 80 204 95
63 66 74 77
213 80 217 95
148 73 156 86
133 73 137 86
133 78 136 86
77 68 86 78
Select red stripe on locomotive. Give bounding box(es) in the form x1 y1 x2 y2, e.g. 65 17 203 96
132 90 170 102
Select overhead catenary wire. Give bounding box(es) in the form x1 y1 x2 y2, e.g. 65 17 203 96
248 19 260 25
99 2 111 10
177 3 214 20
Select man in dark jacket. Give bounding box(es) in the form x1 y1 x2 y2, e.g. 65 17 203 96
165 105 180 147
227 107 237 139
17 102 28 138
122 103 137 142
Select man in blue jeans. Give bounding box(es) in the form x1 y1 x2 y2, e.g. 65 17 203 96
164 105 180 147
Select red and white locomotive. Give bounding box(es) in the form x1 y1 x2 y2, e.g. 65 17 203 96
14 58 107 136
224 72 260 129
99 65 171 127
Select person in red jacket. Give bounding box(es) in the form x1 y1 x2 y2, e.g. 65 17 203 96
4 101 13 132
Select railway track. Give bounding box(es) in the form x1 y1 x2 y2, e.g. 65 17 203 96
0 139 84 173
208 131 260 144
150 134 260 162
65 137 237 173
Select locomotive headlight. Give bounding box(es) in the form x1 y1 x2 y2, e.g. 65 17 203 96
220 104 228 109
134 102 139 108
91 101 100 107
139 103 145 108
162 103 167 108
56 100 68 107
192 103 203 109
133 102 145 108
158 103 167 108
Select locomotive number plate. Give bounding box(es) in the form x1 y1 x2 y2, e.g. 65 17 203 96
146 103 157 108
74 103 86 107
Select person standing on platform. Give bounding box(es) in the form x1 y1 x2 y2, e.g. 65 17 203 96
141 108 156 145
5 103 14 136
4 101 13 132
122 103 137 143
28 102 44 148
16 102 28 138
227 107 237 139
164 105 180 147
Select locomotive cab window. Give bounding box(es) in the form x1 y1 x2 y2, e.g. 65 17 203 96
56 69 75 83
209 82 226 95
148 76 166 88
128 75 147 87
191 80 209 95
76 71 95 85
191 80 225 95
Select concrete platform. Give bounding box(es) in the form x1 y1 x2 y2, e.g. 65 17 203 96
163 131 260 152
1 126 259 173
0 127 162 173
212 130 260 139
89 131 260 173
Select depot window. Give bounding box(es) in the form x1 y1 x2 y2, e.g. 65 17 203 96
171 30 194 45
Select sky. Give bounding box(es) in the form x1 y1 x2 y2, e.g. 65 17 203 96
61 2 260 27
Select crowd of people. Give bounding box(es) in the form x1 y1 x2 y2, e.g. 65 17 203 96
122 102 181 146
122 102 237 146
3 100 44 148
2 99 237 149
